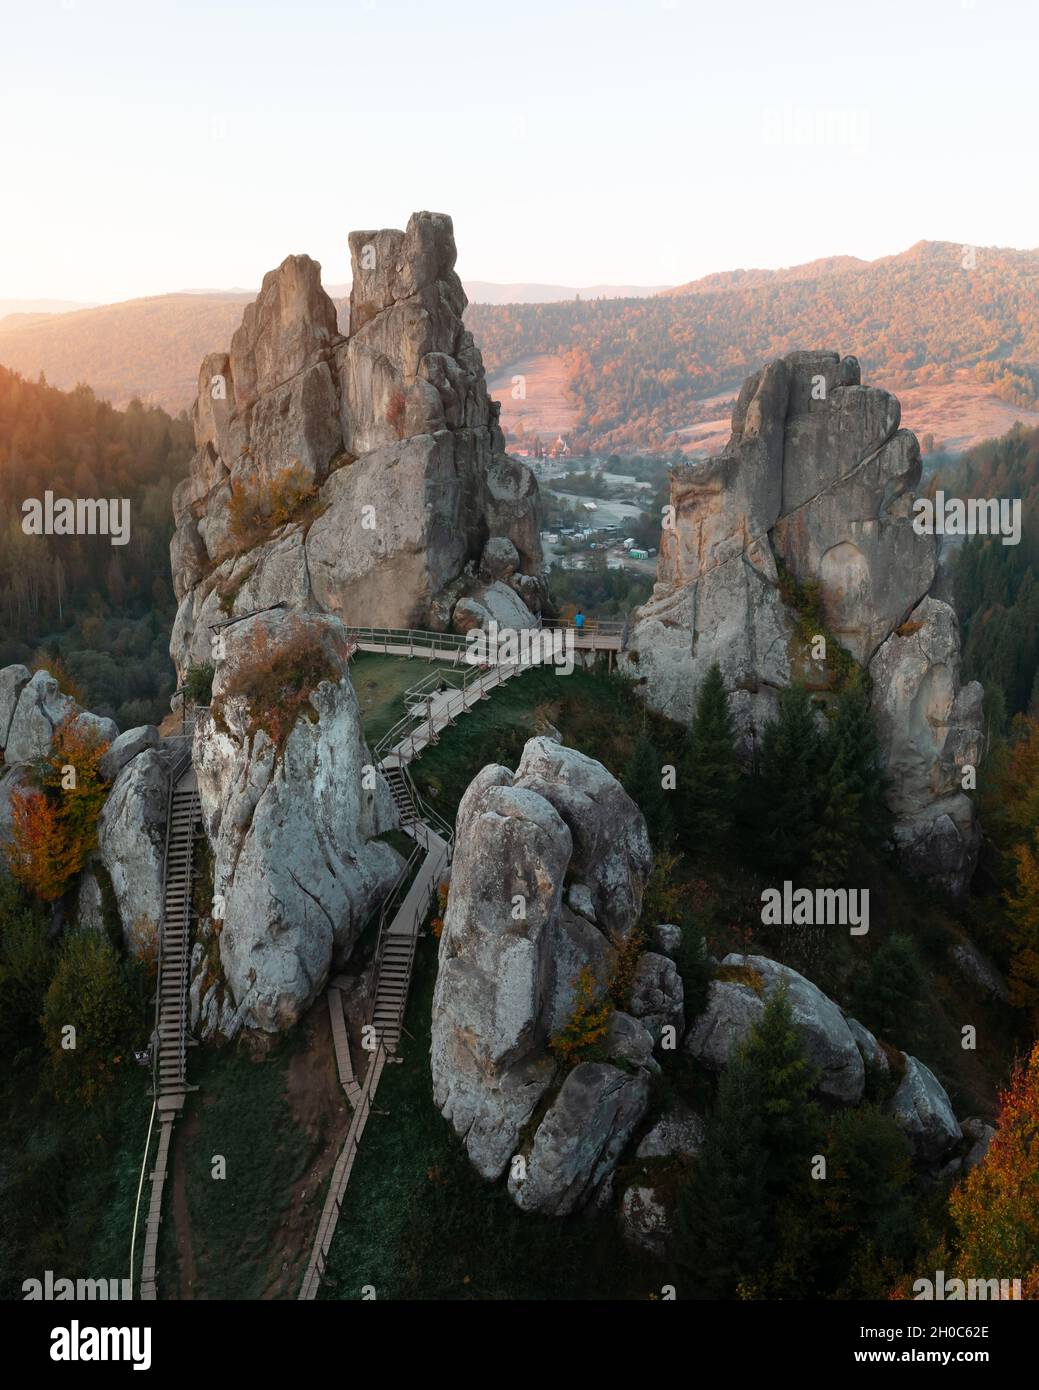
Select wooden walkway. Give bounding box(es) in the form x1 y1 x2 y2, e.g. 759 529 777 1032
139 742 201 1301
297 1044 387 1300
297 629 546 1299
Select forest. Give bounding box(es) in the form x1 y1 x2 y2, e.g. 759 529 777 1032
0 366 193 729
468 241 1039 452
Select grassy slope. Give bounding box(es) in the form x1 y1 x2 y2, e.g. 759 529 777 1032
319 934 661 1300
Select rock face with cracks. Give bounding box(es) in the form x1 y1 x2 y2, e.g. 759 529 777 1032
169 212 545 682
431 739 655 1210
621 350 983 892
190 609 402 1037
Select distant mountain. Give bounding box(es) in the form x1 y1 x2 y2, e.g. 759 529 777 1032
660 255 868 296
0 297 96 319
468 240 1039 452
3 241 1038 448
462 281 672 304
0 293 274 413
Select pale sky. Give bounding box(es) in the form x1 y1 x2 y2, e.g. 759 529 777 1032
1 0 1036 302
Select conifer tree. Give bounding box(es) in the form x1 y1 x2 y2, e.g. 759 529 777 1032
676 1051 768 1296
680 662 741 851
755 684 822 874
812 673 891 879
624 731 673 845
742 986 823 1201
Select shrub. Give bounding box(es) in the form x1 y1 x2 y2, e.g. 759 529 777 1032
41 930 141 1106
219 616 354 749
225 461 319 554
184 661 215 706
4 715 110 901
549 966 612 1065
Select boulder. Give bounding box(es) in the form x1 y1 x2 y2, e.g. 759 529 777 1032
431 738 655 1204
888 1054 962 1164
636 1100 706 1160
684 978 765 1071
481 536 520 580
961 1116 995 1173
847 1017 890 1074
619 1182 670 1256
431 769 574 1179
604 1011 658 1072
0 664 30 750
4 670 76 764
652 922 683 958
508 1062 650 1215
99 725 160 782
97 749 169 955
686 954 865 1105
513 737 652 941
628 951 685 1044
3 669 117 765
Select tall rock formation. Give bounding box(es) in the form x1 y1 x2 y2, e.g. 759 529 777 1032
190 609 401 1037
169 212 545 681
622 351 983 892
431 737 657 1212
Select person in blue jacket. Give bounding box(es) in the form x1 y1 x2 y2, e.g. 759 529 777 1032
574 610 585 631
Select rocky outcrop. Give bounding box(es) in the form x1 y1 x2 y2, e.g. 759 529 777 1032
0 664 30 752
2 668 118 766
508 1062 650 1215
888 1054 962 1164
622 351 983 892
431 740 654 1208
93 748 169 953
868 598 984 894
686 953 866 1105
169 212 545 680
191 609 402 1036
98 725 160 783
0 663 120 854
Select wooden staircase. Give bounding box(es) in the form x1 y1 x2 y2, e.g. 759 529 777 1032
381 762 417 830
139 742 201 1301
156 762 202 1111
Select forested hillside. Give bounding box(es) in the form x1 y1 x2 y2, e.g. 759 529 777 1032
0 367 192 727
469 241 1039 451
946 423 1039 732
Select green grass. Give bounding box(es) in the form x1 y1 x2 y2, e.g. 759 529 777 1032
320 930 661 1301
410 661 650 820
0 1062 153 1298
350 652 463 745
173 1033 323 1300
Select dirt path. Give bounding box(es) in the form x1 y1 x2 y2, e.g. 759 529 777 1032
170 1109 199 1299
261 1001 353 1299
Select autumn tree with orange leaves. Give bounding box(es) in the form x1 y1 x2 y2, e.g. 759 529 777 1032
949 1040 1039 1299
4 715 110 902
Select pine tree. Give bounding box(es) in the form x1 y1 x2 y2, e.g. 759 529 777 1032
812 673 891 879
850 933 925 1045
676 1051 768 1296
755 684 822 875
623 732 673 845
680 663 741 850
742 987 823 1201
